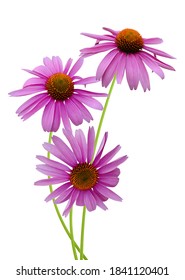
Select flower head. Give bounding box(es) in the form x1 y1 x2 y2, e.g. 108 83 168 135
80 27 175 91
9 56 106 132
35 127 128 216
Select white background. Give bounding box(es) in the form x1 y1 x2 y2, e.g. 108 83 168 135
0 0 184 279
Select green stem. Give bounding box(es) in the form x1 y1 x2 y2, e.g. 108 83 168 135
80 206 87 260
69 208 78 260
47 132 88 260
94 75 116 152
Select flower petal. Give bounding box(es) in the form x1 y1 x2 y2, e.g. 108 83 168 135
52 135 77 166
45 182 71 202
84 190 97 211
98 155 128 174
94 184 122 201
69 57 84 77
87 126 95 162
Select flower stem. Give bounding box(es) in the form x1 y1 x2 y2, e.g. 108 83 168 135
47 132 87 260
94 76 116 151
69 207 78 260
80 206 87 260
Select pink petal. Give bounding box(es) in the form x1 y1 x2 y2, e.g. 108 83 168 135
143 45 175 59
71 98 93 123
36 155 71 171
63 129 82 163
139 52 165 79
43 57 57 74
23 77 46 87
74 95 103 110
94 184 122 201
75 129 87 162
96 145 121 168
34 177 66 186
62 189 79 216
84 190 97 211
21 96 50 120
52 135 76 166
93 132 108 166
135 54 150 91
69 57 84 77
143 38 163 44
52 56 63 72
98 155 128 174
96 49 118 80
9 86 45 97
116 52 127 84
63 58 73 74
45 182 71 202
87 127 95 162
59 102 72 131
42 100 56 131
65 99 83 126
50 101 61 132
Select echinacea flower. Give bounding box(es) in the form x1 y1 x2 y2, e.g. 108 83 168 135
35 127 128 216
80 27 175 91
9 57 107 131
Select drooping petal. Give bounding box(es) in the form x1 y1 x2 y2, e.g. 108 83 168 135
71 98 93 123
116 52 127 84
20 95 50 120
102 52 121 87
84 190 97 211
65 99 83 126
96 49 119 81
41 99 56 131
62 189 79 216
50 101 61 132
139 52 165 79
143 45 175 59
59 102 72 131
135 54 150 91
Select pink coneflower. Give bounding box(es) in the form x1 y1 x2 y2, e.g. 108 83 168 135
9 57 106 131
35 127 128 216
80 27 175 91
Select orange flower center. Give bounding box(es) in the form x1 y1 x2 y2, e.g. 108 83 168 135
70 163 98 190
46 73 74 101
115 28 144 54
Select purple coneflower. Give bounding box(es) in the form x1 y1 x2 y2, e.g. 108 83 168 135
80 27 175 91
35 127 128 216
9 57 106 131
